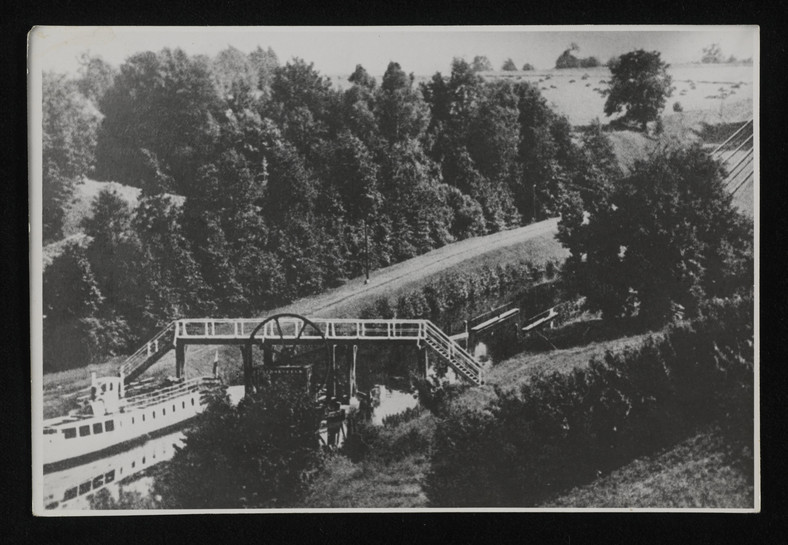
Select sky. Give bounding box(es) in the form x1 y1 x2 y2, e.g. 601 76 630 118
30 26 758 78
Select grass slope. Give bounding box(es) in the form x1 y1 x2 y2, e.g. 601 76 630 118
61 179 143 238
543 427 754 509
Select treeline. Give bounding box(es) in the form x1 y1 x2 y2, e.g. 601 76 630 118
555 44 602 69
425 295 754 506
42 47 619 372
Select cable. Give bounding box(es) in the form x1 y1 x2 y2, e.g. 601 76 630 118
730 170 754 197
719 134 754 167
710 119 753 157
724 151 754 188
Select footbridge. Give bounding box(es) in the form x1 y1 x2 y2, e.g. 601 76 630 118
119 316 483 387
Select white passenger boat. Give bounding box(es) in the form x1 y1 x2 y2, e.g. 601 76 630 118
43 373 220 469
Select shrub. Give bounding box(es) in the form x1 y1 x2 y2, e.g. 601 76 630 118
673 101 684 112
412 374 467 417
425 296 753 506
342 415 381 462
152 381 322 508
382 405 423 428
357 259 549 324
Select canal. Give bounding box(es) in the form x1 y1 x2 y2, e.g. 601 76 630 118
43 280 559 510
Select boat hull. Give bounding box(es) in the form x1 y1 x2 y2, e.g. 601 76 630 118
43 389 206 468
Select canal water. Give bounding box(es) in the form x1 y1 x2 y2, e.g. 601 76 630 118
43 281 559 510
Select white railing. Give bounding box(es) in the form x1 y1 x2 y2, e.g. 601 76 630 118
173 317 483 384
422 320 483 384
121 317 483 386
176 317 427 343
119 321 178 379
120 376 214 410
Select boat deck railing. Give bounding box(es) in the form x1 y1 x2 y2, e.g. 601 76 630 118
120 376 215 411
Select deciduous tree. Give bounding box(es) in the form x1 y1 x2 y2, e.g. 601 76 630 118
153 382 321 508
42 72 100 242
470 55 493 72
557 143 752 324
604 49 673 131
95 48 223 194
501 58 518 71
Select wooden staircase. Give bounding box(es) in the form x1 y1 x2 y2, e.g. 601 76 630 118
119 322 177 384
421 320 483 385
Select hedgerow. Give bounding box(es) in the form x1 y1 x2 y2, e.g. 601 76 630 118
425 295 753 507
359 257 562 324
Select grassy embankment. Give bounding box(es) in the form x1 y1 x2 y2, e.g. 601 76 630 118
544 426 754 508
299 317 654 508
300 312 753 509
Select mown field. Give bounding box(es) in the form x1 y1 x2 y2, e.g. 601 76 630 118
477 63 753 127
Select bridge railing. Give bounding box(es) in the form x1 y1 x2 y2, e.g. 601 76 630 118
119 321 178 379
175 317 428 342
168 316 482 384
422 320 483 381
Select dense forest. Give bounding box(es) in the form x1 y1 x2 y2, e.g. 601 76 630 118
42 47 621 372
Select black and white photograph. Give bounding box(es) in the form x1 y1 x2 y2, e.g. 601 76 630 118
29 25 758 513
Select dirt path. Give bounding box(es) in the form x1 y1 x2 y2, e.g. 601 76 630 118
278 217 560 317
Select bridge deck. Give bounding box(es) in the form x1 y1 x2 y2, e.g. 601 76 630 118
175 317 428 344
120 316 484 386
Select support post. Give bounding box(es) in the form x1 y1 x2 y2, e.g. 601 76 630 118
242 344 253 397
330 344 337 399
263 343 273 368
349 345 358 398
364 219 370 285
418 346 429 378
175 342 185 379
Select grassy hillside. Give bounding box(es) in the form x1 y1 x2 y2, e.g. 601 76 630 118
43 178 186 268
543 427 754 508
61 179 143 238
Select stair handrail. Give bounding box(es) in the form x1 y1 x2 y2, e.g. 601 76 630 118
119 321 178 378
422 320 482 377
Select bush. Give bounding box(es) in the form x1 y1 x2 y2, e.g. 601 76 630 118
342 415 381 462
358 259 546 322
673 101 683 112
152 381 322 508
343 406 433 465
425 296 753 506
382 405 423 428
413 374 468 417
